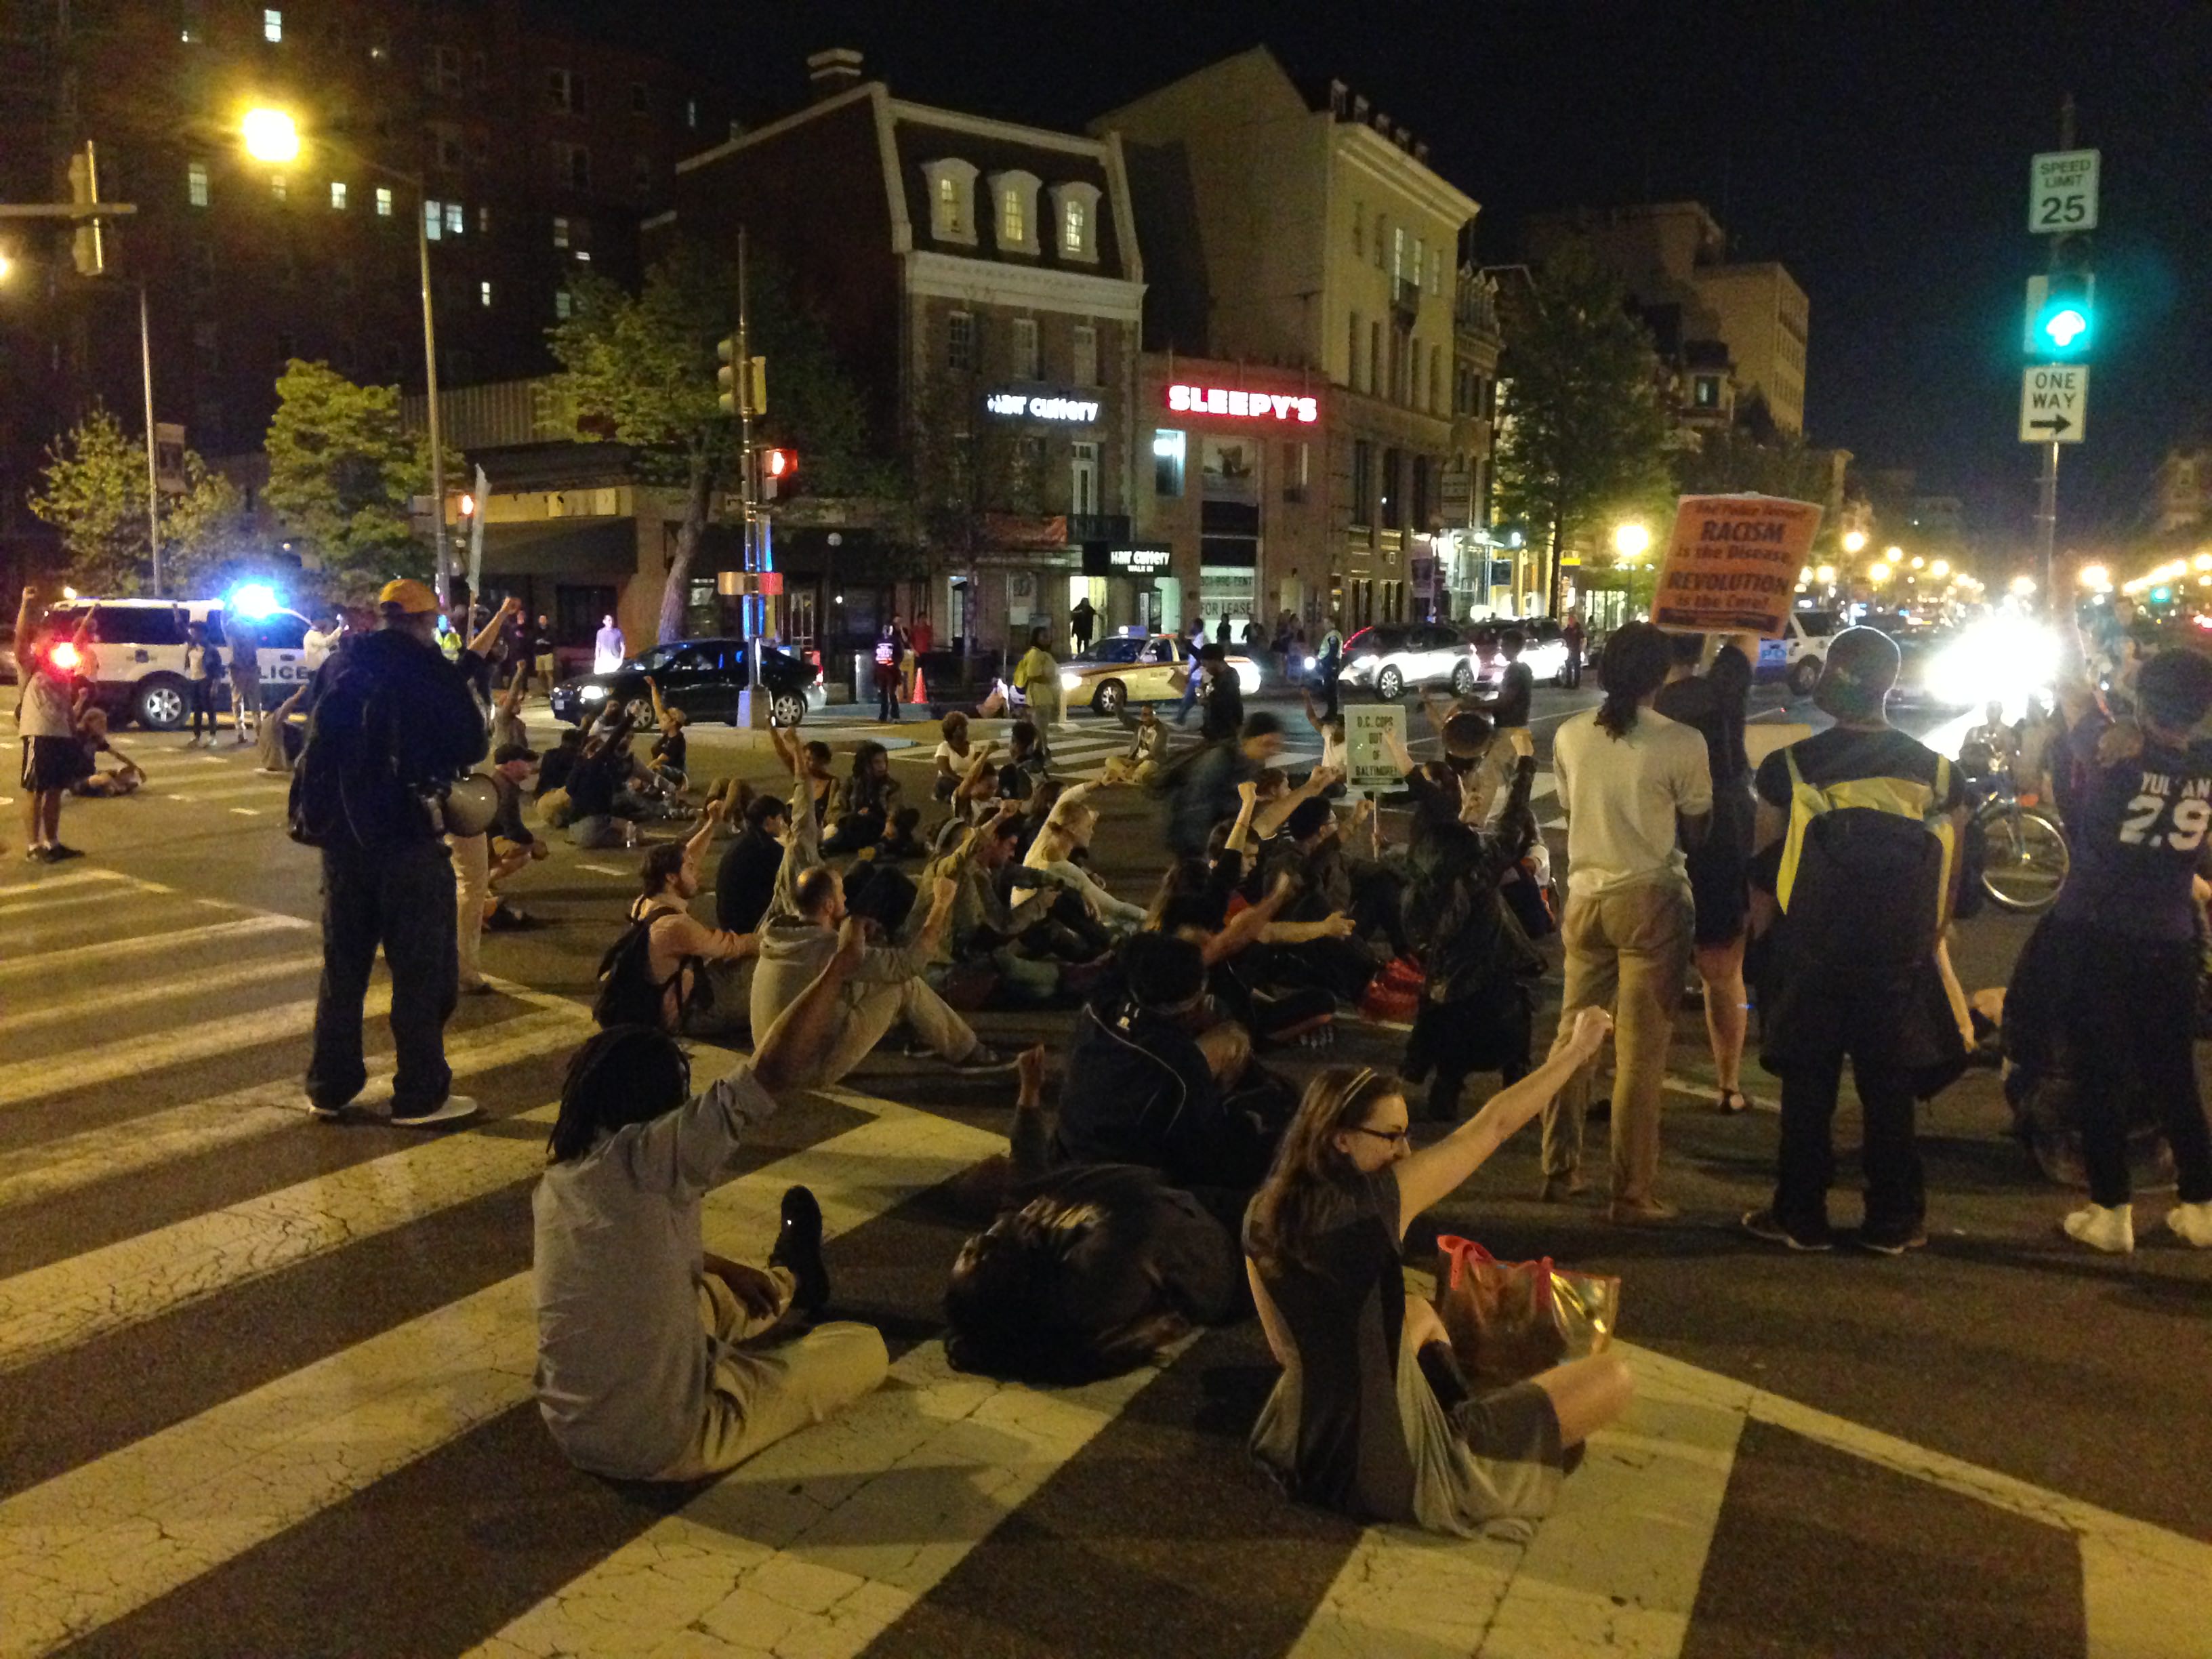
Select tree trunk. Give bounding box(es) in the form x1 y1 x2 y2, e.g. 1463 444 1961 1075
1546 508 1566 619
658 453 714 645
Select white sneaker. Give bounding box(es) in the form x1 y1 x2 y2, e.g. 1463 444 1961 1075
2062 1202 2135 1254
390 1094 481 1128
2164 1200 2212 1248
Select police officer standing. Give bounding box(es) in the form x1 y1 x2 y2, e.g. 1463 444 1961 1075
293 581 517 1126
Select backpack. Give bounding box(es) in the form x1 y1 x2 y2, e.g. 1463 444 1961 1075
593 909 711 1030
1775 748 1954 980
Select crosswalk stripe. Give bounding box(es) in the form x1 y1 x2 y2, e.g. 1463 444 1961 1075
0 1002 589 1213
0 989 386 1111
0 1096 1002 1657
0 882 147 922
0 867 130 901
1284 1343 1744 1659
0 952 325 1042
0 914 310 983
470 1337 1181 1659
157 781 291 802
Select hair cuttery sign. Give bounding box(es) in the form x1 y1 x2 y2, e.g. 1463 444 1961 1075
1167 384 1319 423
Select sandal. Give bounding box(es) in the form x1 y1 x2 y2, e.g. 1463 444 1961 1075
1716 1088 1750 1115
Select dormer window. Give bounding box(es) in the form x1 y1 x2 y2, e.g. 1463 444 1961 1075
1051 181 1102 263
989 169 1041 255
920 157 979 245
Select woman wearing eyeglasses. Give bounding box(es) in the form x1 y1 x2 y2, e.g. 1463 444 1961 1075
1240 1023 1631 1535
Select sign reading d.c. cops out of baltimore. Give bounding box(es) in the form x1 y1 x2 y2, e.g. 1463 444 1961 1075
1652 494 1825 638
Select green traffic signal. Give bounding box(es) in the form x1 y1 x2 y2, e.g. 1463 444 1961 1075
2030 272 2094 359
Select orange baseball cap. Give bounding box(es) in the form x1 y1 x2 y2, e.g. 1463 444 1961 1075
377 578 439 615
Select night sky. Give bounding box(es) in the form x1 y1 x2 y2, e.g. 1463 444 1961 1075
580 0 2210 550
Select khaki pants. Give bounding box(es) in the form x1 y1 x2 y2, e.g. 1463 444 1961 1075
808 975 978 1086
1540 879 1694 1204
654 1266 890 1481
450 832 490 992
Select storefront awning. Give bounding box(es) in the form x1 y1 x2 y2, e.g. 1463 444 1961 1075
480 516 636 579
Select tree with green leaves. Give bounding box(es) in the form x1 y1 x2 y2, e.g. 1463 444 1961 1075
28 407 258 596
263 360 443 597
906 370 1044 659
1673 414 1845 558
1492 245 1675 615
549 241 888 644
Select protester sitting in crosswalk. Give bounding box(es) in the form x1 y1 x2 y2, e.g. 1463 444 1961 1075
945 1045 1245 1384
920 807 1065 1006
1242 1036 1633 1537
65 707 145 798
1023 784 1146 934
597 796 753 1035
1101 704 1169 787
750 865 1013 1084
533 935 890 1483
254 685 310 774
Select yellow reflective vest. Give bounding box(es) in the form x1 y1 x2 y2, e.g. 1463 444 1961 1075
1774 746 1957 919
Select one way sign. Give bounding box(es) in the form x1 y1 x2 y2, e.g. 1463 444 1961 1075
2020 364 2088 445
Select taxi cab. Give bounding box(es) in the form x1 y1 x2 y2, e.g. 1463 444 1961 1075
1052 632 1263 718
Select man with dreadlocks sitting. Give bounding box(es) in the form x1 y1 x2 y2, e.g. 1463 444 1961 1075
533 921 889 1483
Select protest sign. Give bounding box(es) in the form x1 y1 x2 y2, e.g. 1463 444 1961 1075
1652 495 1824 637
1343 703 1407 797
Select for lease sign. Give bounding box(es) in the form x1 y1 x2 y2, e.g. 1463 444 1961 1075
1652 494 1825 638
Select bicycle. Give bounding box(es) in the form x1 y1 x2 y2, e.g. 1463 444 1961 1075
1967 769 2070 913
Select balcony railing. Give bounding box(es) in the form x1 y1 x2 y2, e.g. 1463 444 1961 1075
1067 513 1131 543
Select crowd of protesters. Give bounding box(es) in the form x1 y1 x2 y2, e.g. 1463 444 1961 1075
15 583 2209 1536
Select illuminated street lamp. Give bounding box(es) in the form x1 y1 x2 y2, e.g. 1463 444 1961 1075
243 107 451 605
2078 564 2110 590
1816 564 1837 586
241 107 300 163
0 251 12 283
1885 546 1904 562
2011 575 2038 598
1612 522 1651 560
1869 562 1892 584
1909 556 1925 569
2194 552 2212 573
1841 529 1867 554
1930 559 1950 578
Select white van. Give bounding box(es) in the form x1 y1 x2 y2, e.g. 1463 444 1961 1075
17 598 331 730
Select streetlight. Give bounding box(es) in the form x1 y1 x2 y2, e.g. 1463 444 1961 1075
1885 546 1904 562
0 251 12 283
2078 564 2110 590
1869 562 1892 584
1816 564 1837 586
1841 529 1867 554
241 106 450 607
1930 559 1950 579
2011 575 2038 598
1612 522 1650 559
1909 556 1925 569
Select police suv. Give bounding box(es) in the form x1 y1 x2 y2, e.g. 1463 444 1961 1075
4 597 331 729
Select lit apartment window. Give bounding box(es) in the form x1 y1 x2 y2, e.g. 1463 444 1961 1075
1393 225 1407 286
552 215 570 249
1012 317 1039 380
685 98 699 129
1413 235 1425 293
444 201 464 236
263 7 282 42
1071 323 1097 386
329 180 347 210
1050 181 1101 262
480 280 493 308
554 289 573 320
946 310 975 372
1693 375 1722 409
1002 188 1023 244
1062 197 1084 253
424 199 442 241
186 161 209 207
1153 429 1185 497
375 186 393 217
922 159 978 243
269 173 287 203
989 170 1040 253
476 205 491 234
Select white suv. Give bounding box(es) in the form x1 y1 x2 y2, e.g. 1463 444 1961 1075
6 598 331 730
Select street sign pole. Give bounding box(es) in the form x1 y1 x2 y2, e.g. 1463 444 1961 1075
2034 97 2078 607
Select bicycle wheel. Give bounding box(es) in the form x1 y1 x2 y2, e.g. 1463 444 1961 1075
1980 808 2070 913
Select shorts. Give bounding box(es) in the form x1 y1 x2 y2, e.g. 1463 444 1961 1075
22 735 84 793
1685 786 1753 947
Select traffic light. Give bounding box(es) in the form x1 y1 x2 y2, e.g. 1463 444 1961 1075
68 142 104 276
716 338 768 416
760 448 794 499
2024 271 2093 359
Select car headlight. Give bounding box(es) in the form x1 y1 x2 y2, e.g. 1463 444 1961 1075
579 684 607 701
1234 661 1261 695
1059 671 1083 692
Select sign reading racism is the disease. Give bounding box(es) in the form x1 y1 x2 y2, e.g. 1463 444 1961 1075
1651 494 1825 638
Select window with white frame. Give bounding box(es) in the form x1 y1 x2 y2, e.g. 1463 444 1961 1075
1070 442 1099 516
989 169 1040 254
919 159 977 244
329 180 347 210
424 199 442 240
1393 224 1407 286
1050 181 1101 262
444 201 464 237
269 173 287 203
1412 235 1425 296
1012 317 1039 380
1071 322 1097 386
554 289 573 320
480 280 493 308
262 7 282 42
551 215 570 249
947 310 975 372
187 160 209 207
375 186 393 217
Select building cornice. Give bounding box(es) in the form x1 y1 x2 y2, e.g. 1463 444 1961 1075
904 250 1144 321
1334 123 1481 226
672 80 881 175
887 99 1116 161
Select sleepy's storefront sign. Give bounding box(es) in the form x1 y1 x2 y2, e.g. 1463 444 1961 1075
1166 384 1319 423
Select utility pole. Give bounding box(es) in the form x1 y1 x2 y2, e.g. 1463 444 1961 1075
737 225 758 679
138 283 161 596
419 193 448 611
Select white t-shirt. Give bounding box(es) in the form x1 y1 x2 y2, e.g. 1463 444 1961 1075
16 657 76 738
1551 705 1713 897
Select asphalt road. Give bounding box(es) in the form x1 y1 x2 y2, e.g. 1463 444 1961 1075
1 678 2205 1659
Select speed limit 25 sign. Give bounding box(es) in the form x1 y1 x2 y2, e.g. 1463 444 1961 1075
2030 150 2100 234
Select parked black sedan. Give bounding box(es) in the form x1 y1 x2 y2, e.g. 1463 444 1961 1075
550 637 822 727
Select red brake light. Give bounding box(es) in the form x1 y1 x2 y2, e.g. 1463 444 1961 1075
47 641 80 672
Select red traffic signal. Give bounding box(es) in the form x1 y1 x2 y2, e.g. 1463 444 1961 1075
760 448 796 499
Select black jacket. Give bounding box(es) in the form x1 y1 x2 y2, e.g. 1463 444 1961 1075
291 629 488 852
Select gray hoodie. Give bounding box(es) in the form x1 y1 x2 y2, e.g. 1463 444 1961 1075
748 914 937 1036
